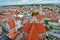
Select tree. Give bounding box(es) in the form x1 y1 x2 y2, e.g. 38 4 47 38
32 12 39 16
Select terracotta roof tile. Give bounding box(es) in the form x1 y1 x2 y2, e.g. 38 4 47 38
7 12 13 16
7 19 15 29
23 22 46 33
35 23 46 33
36 14 43 21
0 18 2 22
7 29 19 39
27 24 39 40
22 22 33 32
14 9 19 14
23 23 46 40
49 16 56 19
48 19 58 23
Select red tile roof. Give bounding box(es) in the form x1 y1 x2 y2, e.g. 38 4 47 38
49 16 56 19
0 18 2 22
7 29 19 40
23 23 46 40
23 22 46 33
48 19 58 23
7 12 13 16
36 14 43 21
1 16 5 19
27 24 39 40
14 9 19 14
43 14 56 19
22 22 32 32
7 19 15 29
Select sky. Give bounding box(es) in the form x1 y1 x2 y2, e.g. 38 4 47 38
0 0 60 6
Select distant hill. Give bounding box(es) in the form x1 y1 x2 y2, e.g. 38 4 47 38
0 4 60 7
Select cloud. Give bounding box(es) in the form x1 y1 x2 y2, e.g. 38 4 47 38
0 0 60 6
